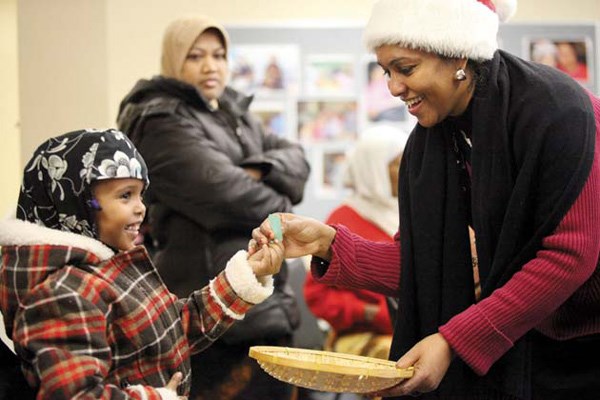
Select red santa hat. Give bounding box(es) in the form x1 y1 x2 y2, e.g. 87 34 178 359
363 0 517 61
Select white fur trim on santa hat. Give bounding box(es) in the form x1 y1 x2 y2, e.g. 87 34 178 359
363 0 501 61
493 0 517 22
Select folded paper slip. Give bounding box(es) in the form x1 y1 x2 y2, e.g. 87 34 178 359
268 213 283 242
249 346 414 393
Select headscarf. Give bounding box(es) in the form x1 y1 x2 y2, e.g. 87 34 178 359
343 124 409 237
161 15 230 80
17 129 149 238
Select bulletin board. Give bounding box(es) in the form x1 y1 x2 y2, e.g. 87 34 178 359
225 22 600 221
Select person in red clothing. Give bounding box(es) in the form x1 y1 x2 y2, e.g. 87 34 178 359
304 126 408 360
251 1 600 399
555 41 589 83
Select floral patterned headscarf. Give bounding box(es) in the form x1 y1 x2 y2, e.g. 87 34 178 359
17 129 149 238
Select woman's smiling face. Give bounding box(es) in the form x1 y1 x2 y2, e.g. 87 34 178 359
375 45 473 128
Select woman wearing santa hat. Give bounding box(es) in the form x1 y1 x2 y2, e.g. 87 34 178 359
251 0 600 398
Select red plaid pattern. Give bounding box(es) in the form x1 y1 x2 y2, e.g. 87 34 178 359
212 272 254 317
0 244 242 399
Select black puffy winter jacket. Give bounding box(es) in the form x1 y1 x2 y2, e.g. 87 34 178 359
117 76 310 301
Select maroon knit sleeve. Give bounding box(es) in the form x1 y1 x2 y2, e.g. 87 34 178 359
311 224 401 297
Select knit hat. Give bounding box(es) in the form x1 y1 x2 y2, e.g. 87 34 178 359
363 0 517 61
17 129 149 238
161 15 230 80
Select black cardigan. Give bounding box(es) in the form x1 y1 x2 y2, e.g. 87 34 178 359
393 50 595 399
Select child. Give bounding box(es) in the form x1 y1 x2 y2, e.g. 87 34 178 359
0 129 283 399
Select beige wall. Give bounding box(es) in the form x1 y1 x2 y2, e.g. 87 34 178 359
3 0 600 216
0 0 20 218
18 0 109 165
517 0 599 21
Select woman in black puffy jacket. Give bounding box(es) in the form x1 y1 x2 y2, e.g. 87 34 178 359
117 15 310 400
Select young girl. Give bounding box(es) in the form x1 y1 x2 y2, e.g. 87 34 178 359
0 128 283 399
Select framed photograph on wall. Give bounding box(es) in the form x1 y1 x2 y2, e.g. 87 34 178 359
229 44 301 96
362 57 408 123
297 100 358 143
321 149 347 196
304 54 356 97
524 36 593 86
250 100 290 139
307 142 350 198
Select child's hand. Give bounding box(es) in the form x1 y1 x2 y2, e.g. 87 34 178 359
250 213 336 260
248 242 284 277
163 372 187 399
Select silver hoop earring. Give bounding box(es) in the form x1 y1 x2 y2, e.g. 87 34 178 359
455 68 467 81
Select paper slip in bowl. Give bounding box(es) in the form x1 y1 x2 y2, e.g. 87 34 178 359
249 346 413 393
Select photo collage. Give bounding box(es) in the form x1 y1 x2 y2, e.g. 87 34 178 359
227 44 416 198
225 23 598 202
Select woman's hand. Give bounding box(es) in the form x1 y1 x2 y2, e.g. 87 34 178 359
249 213 336 260
247 241 285 277
370 333 453 398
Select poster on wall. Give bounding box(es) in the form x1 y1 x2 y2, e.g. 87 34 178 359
229 44 301 96
304 54 356 97
525 37 593 86
297 100 358 143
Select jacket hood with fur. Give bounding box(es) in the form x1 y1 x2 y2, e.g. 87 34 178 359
0 218 115 338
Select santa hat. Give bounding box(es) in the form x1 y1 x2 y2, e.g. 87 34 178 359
363 0 517 61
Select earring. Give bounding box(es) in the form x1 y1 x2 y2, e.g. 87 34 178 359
455 68 467 81
87 198 102 211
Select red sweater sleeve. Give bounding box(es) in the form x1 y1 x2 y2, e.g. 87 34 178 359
311 225 401 298
440 94 600 375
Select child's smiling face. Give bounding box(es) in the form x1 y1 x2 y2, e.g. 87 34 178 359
93 178 146 252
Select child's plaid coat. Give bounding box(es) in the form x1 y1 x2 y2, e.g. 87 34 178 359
0 219 273 399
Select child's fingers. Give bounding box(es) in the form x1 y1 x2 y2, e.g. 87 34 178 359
247 238 258 254
251 225 273 246
165 372 182 391
248 245 264 261
272 241 285 260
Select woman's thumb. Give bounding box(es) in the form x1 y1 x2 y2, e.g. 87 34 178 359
396 349 418 369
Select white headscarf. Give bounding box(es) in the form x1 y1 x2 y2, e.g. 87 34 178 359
343 124 410 237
